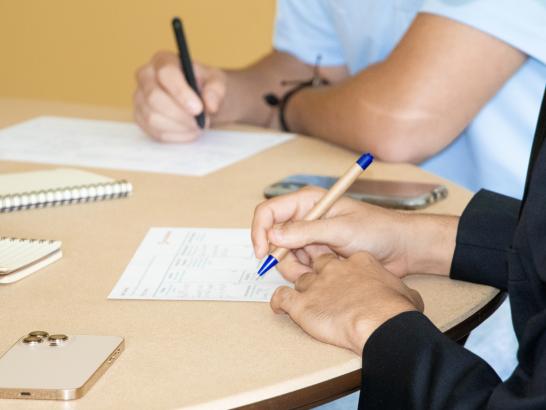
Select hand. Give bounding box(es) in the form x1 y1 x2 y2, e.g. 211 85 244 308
133 51 227 142
252 187 412 282
271 251 424 355
252 187 458 282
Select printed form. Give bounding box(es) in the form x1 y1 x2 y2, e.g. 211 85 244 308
109 228 291 302
0 116 293 176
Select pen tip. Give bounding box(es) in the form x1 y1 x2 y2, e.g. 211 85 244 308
257 255 278 276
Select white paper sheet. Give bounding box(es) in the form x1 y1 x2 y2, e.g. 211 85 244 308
0 116 293 176
108 228 291 302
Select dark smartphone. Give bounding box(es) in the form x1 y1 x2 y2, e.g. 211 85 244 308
264 175 448 210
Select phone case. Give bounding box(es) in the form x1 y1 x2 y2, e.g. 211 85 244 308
264 175 448 210
0 332 124 400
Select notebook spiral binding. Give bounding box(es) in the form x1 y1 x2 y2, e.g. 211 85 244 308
0 237 56 244
0 180 132 213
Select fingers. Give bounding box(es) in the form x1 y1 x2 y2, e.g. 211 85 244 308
196 64 226 114
251 187 326 259
294 272 317 292
151 52 203 115
276 251 313 283
134 51 223 143
268 218 348 252
311 252 339 274
347 251 377 268
348 252 425 312
270 286 299 314
294 249 311 266
136 83 198 125
134 91 200 142
305 244 335 261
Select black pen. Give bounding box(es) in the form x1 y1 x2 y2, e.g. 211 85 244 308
172 17 206 128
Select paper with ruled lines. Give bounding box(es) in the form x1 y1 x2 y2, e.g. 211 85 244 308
108 228 291 302
0 116 293 176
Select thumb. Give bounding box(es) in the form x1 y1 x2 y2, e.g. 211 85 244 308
196 64 226 114
268 219 345 251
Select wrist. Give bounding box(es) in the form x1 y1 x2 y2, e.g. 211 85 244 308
404 214 458 276
351 305 418 355
282 86 309 134
209 69 238 125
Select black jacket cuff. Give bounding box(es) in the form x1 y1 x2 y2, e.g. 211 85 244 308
450 190 520 289
360 311 500 409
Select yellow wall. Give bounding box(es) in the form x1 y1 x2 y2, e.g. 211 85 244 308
0 0 276 107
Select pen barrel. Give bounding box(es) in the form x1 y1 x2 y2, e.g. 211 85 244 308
303 162 363 221
172 17 205 128
271 246 290 261
269 162 365 263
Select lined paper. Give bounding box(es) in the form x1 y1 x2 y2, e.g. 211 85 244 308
0 116 293 176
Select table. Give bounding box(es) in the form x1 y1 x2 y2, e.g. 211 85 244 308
0 98 502 409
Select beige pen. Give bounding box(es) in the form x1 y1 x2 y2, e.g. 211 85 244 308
257 153 374 276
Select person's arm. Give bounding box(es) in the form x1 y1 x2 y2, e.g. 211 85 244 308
251 184 524 289
360 191 524 409
360 311 501 409
284 13 526 163
133 50 347 142
265 244 543 410
213 51 348 127
450 190 520 290
250 186 521 285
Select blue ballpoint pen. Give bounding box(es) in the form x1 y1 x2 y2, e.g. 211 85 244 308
257 152 374 276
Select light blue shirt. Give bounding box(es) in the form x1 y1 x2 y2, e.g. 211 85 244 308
274 0 546 198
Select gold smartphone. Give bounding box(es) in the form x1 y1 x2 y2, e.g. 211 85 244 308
264 175 448 210
0 331 124 400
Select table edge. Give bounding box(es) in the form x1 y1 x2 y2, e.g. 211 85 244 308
237 290 506 410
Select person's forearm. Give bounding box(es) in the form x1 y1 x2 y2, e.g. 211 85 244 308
282 13 525 163
361 311 501 409
403 214 459 276
211 51 314 127
284 61 441 163
449 190 520 290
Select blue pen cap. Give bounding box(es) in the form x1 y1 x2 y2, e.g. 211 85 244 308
356 153 374 169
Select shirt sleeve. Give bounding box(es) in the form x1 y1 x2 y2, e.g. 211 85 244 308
360 310 546 409
360 311 501 409
420 0 546 64
273 0 346 66
450 190 520 290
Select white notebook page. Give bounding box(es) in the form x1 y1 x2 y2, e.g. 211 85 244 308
0 116 293 176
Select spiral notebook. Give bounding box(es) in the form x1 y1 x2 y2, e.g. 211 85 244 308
0 168 132 213
0 237 62 284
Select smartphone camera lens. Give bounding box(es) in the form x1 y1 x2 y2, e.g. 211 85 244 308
22 335 44 345
28 331 49 339
48 334 68 346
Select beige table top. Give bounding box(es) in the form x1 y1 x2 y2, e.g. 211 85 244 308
0 98 499 410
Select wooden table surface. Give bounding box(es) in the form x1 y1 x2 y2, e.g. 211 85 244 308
0 98 499 410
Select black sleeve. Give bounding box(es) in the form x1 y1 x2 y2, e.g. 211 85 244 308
450 189 520 290
359 311 501 410
360 310 546 409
